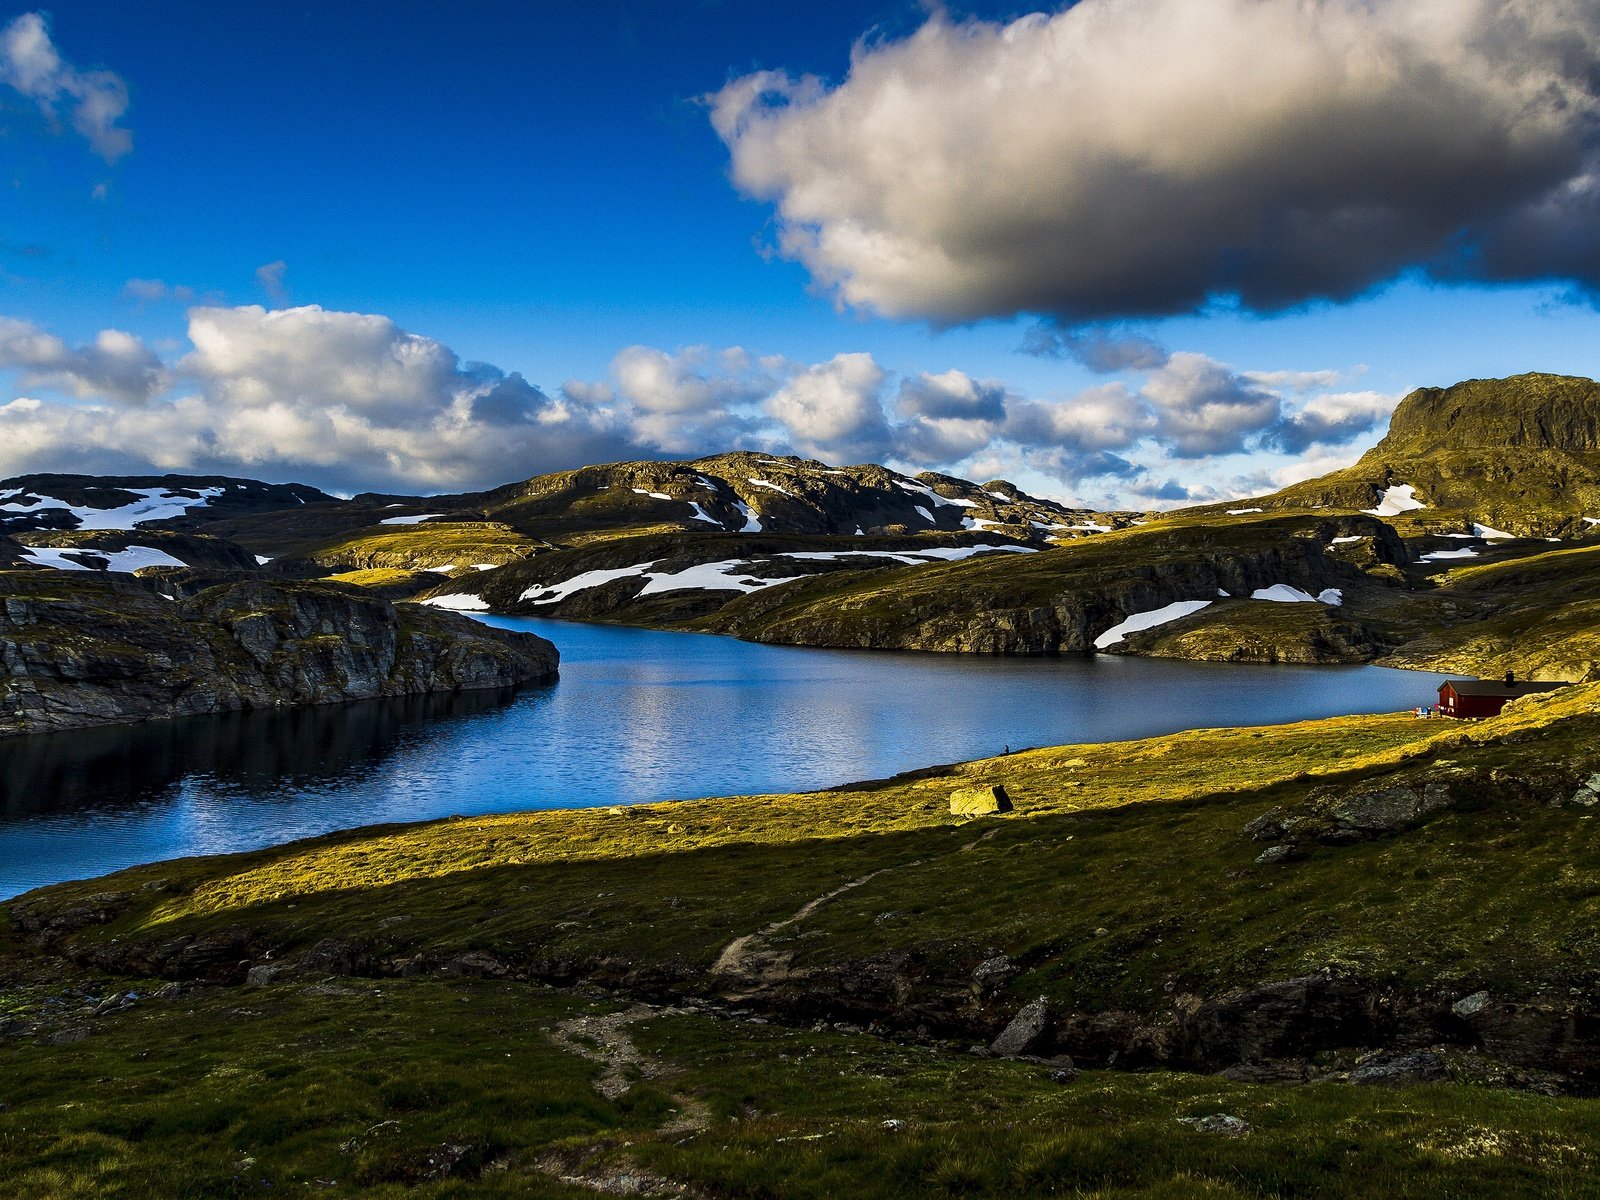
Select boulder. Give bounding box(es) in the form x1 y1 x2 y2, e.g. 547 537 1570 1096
1452 990 1490 1019
1177 1113 1251 1136
1346 1050 1450 1086
972 954 1016 989
990 996 1051 1057
950 784 1013 815
1565 773 1600 807
245 963 286 987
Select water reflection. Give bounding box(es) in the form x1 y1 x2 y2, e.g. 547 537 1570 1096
2 687 530 819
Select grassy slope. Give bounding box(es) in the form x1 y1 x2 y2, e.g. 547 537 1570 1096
3 980 1598 1198
5 690 1600 1195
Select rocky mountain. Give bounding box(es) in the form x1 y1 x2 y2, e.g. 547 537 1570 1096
0 474 330 534
0 574 558 737
1240 373 1600 537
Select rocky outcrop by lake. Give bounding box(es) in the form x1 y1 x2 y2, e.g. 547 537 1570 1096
0 572 557 737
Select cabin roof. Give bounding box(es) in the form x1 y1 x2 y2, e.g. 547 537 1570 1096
1439 679 1568 698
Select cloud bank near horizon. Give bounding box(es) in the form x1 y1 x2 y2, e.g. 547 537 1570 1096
712 0 1600 324
0 304 1395 505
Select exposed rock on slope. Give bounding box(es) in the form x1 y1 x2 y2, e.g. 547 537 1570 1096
0 573 557 736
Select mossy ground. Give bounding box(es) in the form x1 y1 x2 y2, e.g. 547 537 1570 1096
2 978 1598 1199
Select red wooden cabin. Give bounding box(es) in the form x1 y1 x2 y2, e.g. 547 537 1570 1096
1437 675 1566 719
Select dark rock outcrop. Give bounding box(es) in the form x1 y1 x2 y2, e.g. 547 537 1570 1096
1244 779 1455 848
0 572 557 736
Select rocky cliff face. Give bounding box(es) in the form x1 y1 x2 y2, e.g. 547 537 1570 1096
1374 373 1600 457
0 573 557 737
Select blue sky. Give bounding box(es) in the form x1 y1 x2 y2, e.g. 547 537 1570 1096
2 1 1598 503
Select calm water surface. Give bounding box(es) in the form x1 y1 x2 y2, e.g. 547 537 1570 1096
0 617 1442 898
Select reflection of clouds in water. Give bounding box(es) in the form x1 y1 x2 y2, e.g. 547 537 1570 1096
0 621 1437 898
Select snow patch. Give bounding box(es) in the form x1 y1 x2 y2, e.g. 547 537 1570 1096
521 563 658 605
631 488 672 501
782 544 1034 566
914 506 934 522
1329 536 1363 545
1420 547 1480 563
1472 522 1515 540
422 593 490 611
685 501 720 525
1363 484 1424 517
1226 507 1262 515
1 485 226 530
637 560 804 597
895 479 974 507
254 555 273 565
747 478 794 497
19 544 189 573
379 513 442 525
1250 584 1341 604
1094 601 1212 650
731 500 762 533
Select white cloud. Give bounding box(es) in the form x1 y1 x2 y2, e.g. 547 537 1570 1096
712 0 1600 323
0 12 131 162
123 278 202 305
764 352 890 463
1270 390 1400 454
0 317 165 402
1142 353 1284 458
0 306 634 491
255 260 288 303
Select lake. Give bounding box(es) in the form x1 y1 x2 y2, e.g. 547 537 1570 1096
0 617 1442 899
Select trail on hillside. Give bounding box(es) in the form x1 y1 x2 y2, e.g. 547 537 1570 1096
709 825 1004 985
549 1002 712 1132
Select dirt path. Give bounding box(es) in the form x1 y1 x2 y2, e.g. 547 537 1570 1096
549 1002 712 1130
709 826 1003 985
709 865 905 978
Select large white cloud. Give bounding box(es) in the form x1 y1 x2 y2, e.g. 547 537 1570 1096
711 0 1600 323
0 12 131 162
0 305 1397 502
0 306 635 491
